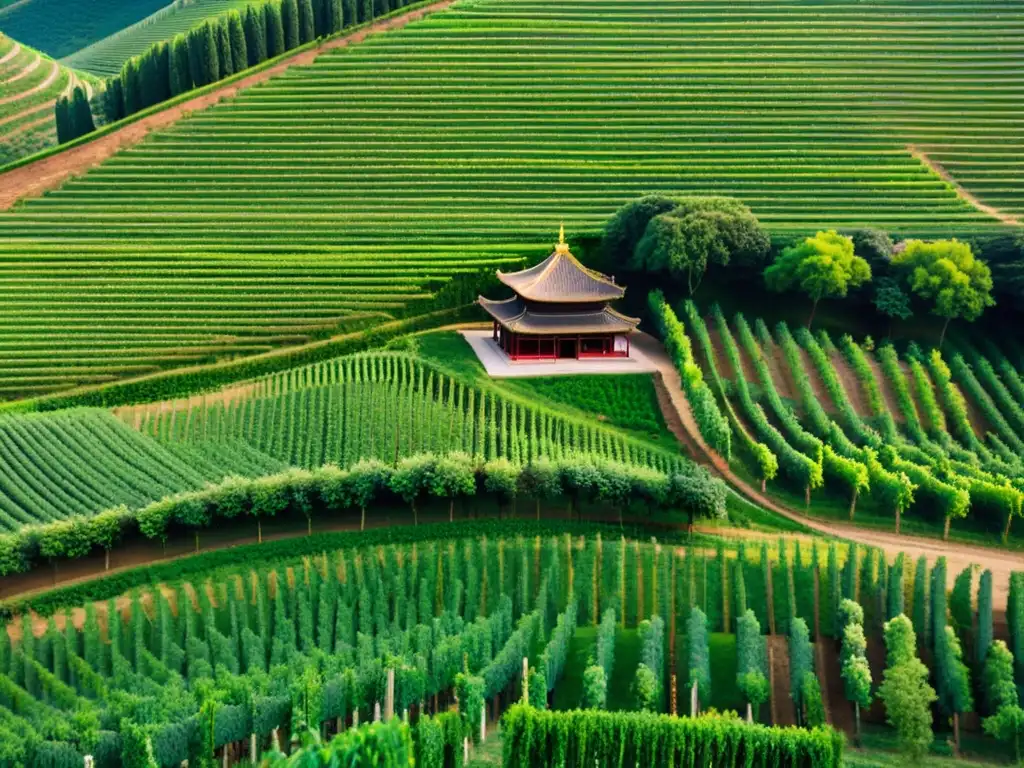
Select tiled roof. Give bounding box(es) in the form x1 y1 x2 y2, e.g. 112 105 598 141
478 295 639 335
497 248 625 303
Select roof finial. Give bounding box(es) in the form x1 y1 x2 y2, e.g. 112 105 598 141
556 223 569 254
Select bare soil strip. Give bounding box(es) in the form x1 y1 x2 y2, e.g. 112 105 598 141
0 0 456 209
909 144 1020 226
829 350 871 420
866 352 904 423
0 41 21 67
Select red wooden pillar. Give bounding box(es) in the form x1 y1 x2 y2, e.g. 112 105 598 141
575 335 580 360
626 334 630 357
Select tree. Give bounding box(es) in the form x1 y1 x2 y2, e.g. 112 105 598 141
390 454 435 525
298 0 316 43
282 0 301 49
935 625 973 756
343 0 357 27
982 641 1024 763
666 468 727 533
217 18 234 78
880 615 936 762
912 555 929 649
70 86 95 138
168 34 192 96
483 458 518 517
631 196 770 293
327 0 344 33
601 195 677 269
227 11 248 73
874 277 913 337
632 664 658 712
789 617 815 726
736 609 768 723
687 608 710 713
581 665 606 709
892 239 995 346
265 1 287 57
517 457 561 520
203 22 221 83
850 228 895 271
430 452 476 522
243 6 267 66
54 96 71 144
360 0 372 24
764 230 871 327
978 569 994 667
346 458 390 530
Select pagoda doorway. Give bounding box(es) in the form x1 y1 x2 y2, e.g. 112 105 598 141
557 337 578 359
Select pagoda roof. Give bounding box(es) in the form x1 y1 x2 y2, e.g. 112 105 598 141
497 230 624 303
478 295 640 335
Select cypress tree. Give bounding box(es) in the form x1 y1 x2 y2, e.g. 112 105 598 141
359 0 371 23
327 0 344 35
265 2 286 57
343 0 356 27
123 58 143 116
977 569 993 667
54 96 71 144
228 11 248 73
282 0 301 49
217 18 234 78
949 566 974 653
204 21 221 83
187 27 205 86
298 0 316 43
912 555 929 649
374 0 390 17
887 552 904 620
154 40 171 102
169 34 192 96
71 86 95 138
104 77 125 122
931 557 947 657
244 6 267 66
139 47 160 107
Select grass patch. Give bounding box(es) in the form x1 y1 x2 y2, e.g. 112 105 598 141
551 626 598 711
606 628 642 712
708 633 746 716
504 374 674 445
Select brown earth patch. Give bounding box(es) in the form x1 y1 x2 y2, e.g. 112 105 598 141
797 346 837 413
954 382 994 442
768 636 797 726
866 351 905 424
763 339 797 403
0 0 456 209
829 350 872 420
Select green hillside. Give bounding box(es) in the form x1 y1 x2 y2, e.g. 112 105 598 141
0 34 97 165
62 0 264 77
0 0 1021 398
0 0 168 58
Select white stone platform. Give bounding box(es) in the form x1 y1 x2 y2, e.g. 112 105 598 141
460 330 658 378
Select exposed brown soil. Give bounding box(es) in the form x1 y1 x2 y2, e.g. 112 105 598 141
0 0 456 209
768 636 797 726
819 639 851 733
114 380 263 427
955 381 994 441
910 144 1020 226
829 350 872 420
866 352 905 424
797 346 837 413
763 339 798 403
705 326 740 381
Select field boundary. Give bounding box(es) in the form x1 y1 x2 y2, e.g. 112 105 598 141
0 0 455 209
908 144 1020 227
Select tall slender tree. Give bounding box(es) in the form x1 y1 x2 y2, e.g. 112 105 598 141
282 0 301 49
228 11 249 73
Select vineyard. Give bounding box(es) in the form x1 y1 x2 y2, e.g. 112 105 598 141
650 296 1024 544
2 0 1024 395
63 0 262 78
0 34 96 165
0 524 1009 765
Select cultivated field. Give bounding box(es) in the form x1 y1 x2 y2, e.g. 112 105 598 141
1 0 1022 398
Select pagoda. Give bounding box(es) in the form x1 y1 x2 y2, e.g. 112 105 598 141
479 227 640 361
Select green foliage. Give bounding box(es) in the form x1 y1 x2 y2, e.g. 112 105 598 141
935 625 973 720
631 196 770 293
735 609 768 718
764 230 871 325
501 705 844 768
581 664 607 710
631 664 658 712
977 569 993 667
648 291 731 458
873 277 913 324
880 614 936 762
687 608 711 709
893 239 995 342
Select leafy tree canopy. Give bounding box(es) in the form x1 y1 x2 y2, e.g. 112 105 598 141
892 238 995 344
764 230 871 326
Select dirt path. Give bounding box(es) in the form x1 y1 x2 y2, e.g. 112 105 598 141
768 636 797 726
0 50 38 86
830 350 872 420
764 338 797 403
631 333 1024 605
0 0 455 209
910 144 1020 227
0 41 21 67
0 58 58 108
798 346 836 413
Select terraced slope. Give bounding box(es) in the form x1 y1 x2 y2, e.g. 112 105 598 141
63 0 261 77
1 0 1022 398
0 408 284 532
0 34 96 165
0 0 168 58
